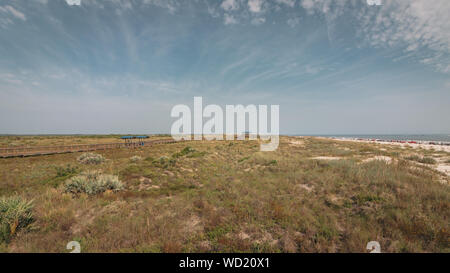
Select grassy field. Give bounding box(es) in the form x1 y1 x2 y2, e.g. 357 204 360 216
0 134 171 148
0 136 449 253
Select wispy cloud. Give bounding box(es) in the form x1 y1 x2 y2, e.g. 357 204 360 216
357 0 450 73
224 13 238 25
0 5 26 21
248 0 265 13
287 17 300 28
275 0 296 8
251 17 266 25
297 0 450 74
65 0 81 6
221 0 240 11
143 0 177 14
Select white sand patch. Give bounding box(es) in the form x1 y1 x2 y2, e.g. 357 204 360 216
436 164 450 176
180 167 194 173
238 232 250 240
331 138 450 153
295 184 314 192
182 215 203 234
288 140 304 146
438 178 448 185
361 156 392 164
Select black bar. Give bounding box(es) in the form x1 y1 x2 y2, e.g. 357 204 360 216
0 253 445 272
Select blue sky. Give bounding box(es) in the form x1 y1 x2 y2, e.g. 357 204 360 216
0 0 449 134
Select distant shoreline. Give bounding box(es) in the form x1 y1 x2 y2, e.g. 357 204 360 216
295 134 450 143
312 136 450 153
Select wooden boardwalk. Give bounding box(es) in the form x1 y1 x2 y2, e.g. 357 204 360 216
0 138 178 158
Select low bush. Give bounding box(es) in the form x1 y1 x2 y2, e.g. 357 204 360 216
238 156 250 163
172 146 196 158
153 156 176 169
0 196 34 243
405 155 437 164
77 153 105 165
130 156 143 163
173 147 206 158
42 164 79 188
418 157 437 164
144 156 154 162
64 170 124 195
55 164 78 177
268 160 278 165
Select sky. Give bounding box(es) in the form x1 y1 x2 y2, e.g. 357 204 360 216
0 0 449 135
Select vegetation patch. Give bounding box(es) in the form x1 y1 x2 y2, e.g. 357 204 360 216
405 155 437 164
268 160 278 166
238 156 251 163
172 146 196 158
0 196 34 243
43 164 79 188
352 194 384 205
64 170 124 195
153 156 176 169
172 146 207 159
187 151 207 158
144 156 154 162
55 164 78 177
1 136 449 252
77 152 105 165
129 156 143 163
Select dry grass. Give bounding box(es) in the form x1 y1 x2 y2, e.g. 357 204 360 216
0 196 34 244
0 134 171 148
0 136 449 252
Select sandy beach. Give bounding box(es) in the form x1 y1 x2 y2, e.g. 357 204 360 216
326 137 450 153
314 137 450 178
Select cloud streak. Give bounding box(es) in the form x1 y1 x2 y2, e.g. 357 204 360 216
0 5 26 21
65 0 81 6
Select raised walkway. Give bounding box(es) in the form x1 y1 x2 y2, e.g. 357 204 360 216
0 138 178 158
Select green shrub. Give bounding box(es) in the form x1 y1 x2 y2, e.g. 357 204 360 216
418 157 437 164
405 155 436 164
187 151 207 158
55 164 78 177
64 170 124 195
181 146 195 154
153 156 176 168
268 160 278 165
353 194 384 205
0 196 34 243
130 156 143 163
144 156 154 162
42 164 79 188
172 146 196 158
77 153 105 165
173 146 206 158
405 155 420 161
238 156 250 163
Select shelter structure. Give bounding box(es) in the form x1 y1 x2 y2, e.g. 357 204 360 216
120 135 149 148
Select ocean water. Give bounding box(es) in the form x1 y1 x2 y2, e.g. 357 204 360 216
310 134 450 142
